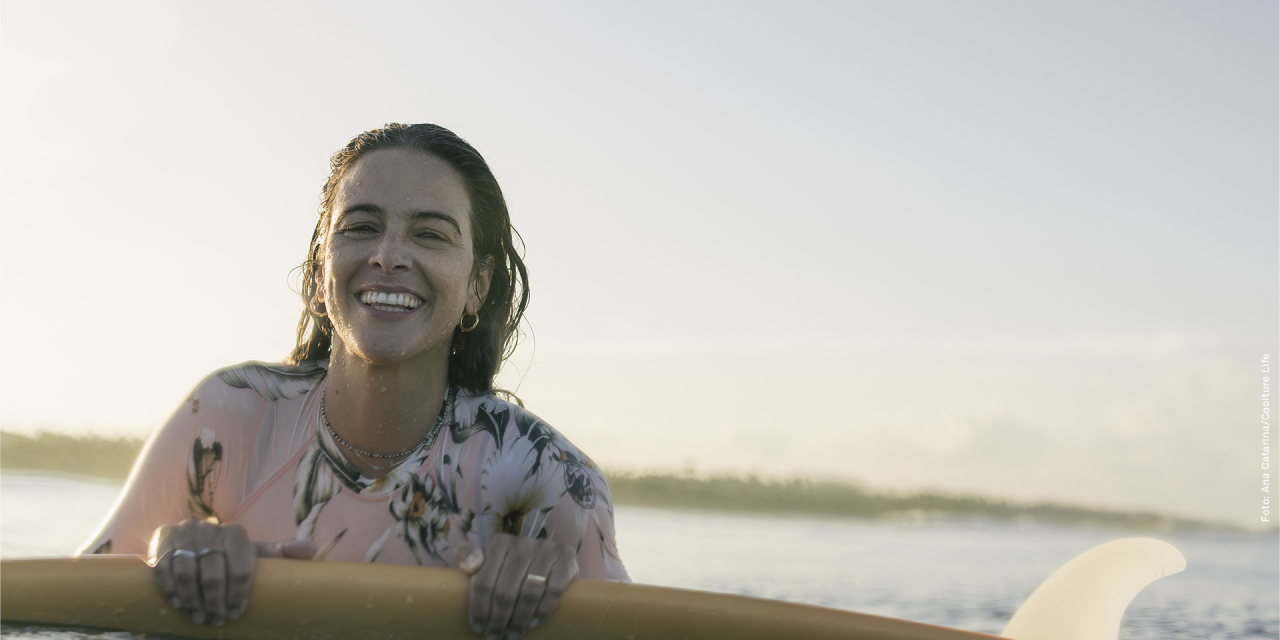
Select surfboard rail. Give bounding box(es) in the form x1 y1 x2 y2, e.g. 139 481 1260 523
1 555 1001 639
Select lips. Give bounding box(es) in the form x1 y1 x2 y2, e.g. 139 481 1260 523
358 290 423 311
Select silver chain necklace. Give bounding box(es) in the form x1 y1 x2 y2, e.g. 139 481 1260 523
320 384 453 459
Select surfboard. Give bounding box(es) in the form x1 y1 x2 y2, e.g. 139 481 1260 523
1 556 1000 639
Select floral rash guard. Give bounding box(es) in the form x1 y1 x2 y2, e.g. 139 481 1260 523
80 361 629 581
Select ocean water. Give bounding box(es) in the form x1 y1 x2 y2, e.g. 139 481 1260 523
2 471 1277 639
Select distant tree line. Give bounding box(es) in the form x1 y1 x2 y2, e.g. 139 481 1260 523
605 472 1233 533
2 431 145 480
0 431 1232 533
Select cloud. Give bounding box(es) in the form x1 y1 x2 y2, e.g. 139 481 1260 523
521 340 1265 528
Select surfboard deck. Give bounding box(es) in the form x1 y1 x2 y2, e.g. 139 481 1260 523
1 556 1001 639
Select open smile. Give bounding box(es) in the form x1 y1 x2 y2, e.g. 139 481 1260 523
358 290 423 312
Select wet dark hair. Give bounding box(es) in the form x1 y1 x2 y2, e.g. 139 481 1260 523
288 123 529 393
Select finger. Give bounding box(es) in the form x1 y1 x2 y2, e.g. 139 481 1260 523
170 526 204 624
529 547 578 629
223 525 256 622
486 537 537 640
198 548 228 625
278 539 318 559
173 550 204 623
469 535 513 636
152 552 181 610
254 538 318 559
253 540 287 558
453 541 484 574
506 545 557 636
195 522 225 625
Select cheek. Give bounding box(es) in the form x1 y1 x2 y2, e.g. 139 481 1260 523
435 257 475 297
442 271 466 292
321 274 351 309
323 247 354 290
320 259 338 298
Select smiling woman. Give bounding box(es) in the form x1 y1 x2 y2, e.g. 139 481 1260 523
77 124 628 640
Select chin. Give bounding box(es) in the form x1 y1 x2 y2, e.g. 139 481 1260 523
332 329 439 368
352 344 437 367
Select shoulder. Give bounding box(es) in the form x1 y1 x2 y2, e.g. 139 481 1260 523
164 360 327 440
158 360 327 465
450 388 605 501
449 389 587 456
209 360 328 402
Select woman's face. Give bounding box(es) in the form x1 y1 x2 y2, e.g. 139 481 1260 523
320 148 489 367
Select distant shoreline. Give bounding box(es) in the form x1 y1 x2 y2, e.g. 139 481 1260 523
2 431 146 481
1 430 1241 533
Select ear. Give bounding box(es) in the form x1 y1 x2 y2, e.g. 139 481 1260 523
468 256 495 313
312 264 327 303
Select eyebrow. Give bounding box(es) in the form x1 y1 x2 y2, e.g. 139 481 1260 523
341 204 462 235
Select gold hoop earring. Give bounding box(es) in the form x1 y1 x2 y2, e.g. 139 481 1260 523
460 311 480 332
309 296 327 318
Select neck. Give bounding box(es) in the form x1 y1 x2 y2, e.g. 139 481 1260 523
323 336 450 477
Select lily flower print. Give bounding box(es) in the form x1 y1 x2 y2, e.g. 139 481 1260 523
478 435 561 540
186 428 222 522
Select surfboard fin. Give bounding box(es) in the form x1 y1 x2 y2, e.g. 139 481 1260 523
1000 537 1185 640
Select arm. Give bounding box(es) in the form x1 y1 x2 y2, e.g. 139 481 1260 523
79 376 240 556
450 402 628 638
458 471 627 640
81 372 313 627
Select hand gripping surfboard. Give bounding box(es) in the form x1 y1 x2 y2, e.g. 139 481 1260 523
0 537 1183 640
0 555 996 639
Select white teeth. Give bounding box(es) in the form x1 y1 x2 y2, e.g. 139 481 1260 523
359 291 421 310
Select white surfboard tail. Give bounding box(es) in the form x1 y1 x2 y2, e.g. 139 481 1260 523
1000 537 1185 640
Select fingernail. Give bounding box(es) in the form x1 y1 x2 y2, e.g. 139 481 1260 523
530 617 542 628
471 622 483 634
210 616 224 627
169 597 181 608
460 550 483 573
228 608 242 620
508 631 522 640
485 633 500 640
188 611 205 625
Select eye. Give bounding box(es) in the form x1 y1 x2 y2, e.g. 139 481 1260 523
415 227 454 243
339 222 378 237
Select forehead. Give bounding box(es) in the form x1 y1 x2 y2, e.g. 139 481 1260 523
335 149 471 227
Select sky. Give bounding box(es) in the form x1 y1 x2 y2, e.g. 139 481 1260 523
1 1 1276 529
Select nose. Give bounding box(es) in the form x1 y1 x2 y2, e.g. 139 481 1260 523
368 231 413 272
